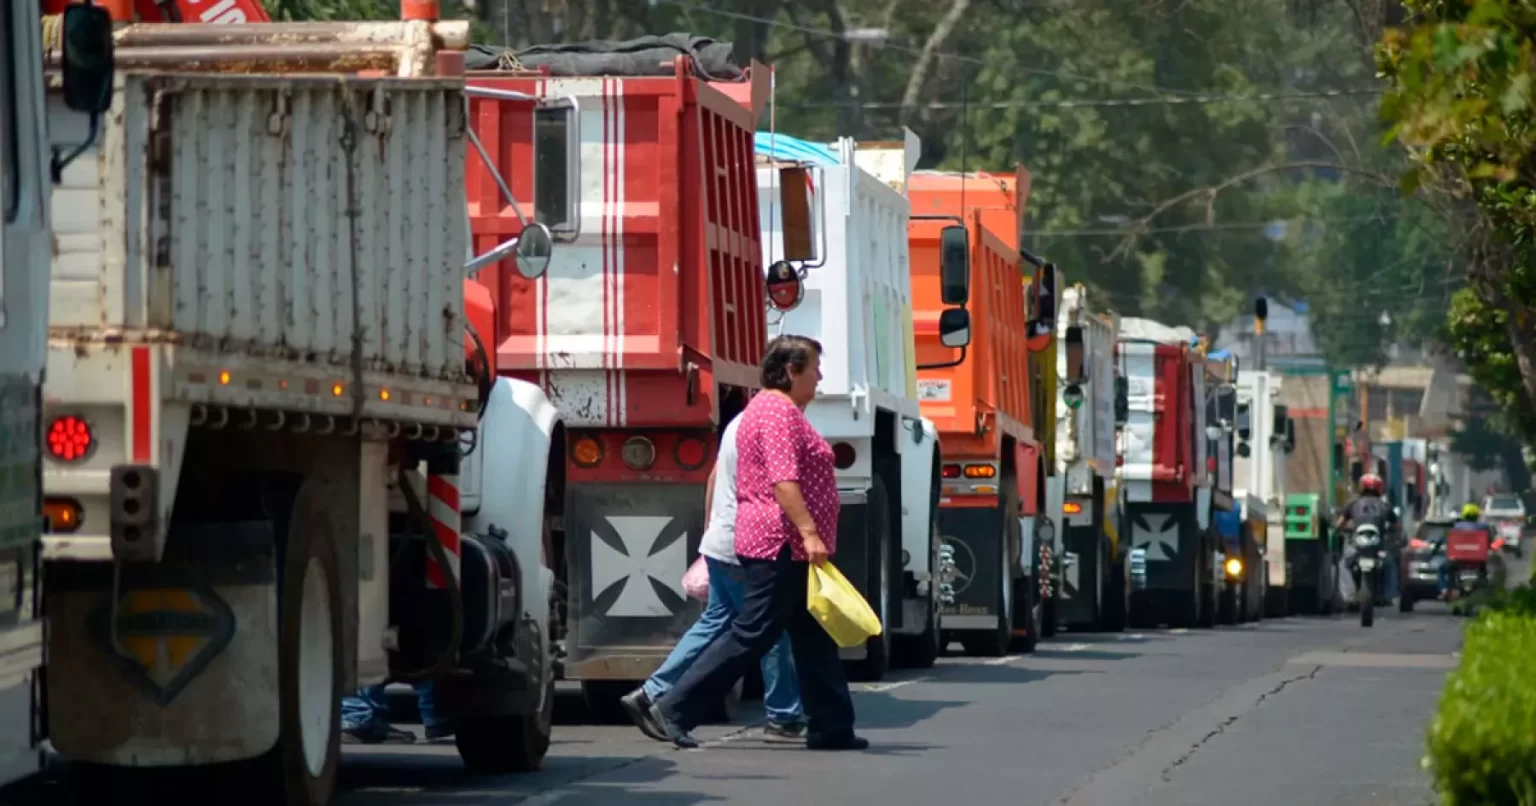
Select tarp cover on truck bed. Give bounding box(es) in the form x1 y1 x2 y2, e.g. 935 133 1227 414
465 34 743 79
1119 317 1197 346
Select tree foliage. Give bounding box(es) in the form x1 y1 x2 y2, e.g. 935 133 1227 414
1380 0 1536 453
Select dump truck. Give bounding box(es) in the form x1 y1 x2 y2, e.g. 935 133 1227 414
909 169 1057 655
1200 350 1250 624
1235 370 1292 617
752 131 948 679
39 13 570 803
1054 286 1125 631
462 46 774 719
1279 373 1336 614
1118 318 1218 628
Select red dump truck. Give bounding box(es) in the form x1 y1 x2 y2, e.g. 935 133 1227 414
464 51 778 719
1118 319 1219 628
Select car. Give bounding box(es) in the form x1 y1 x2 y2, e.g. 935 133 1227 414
1482 494 1528 556
1400 519 1454 613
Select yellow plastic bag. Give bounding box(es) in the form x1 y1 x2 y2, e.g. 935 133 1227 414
807 562 883 648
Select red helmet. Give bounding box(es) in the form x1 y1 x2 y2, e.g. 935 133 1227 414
1360 474 1384 495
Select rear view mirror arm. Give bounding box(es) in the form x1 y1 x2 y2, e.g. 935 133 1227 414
917 346 967 371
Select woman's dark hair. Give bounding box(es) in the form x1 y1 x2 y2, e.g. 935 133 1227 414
759 335 823 392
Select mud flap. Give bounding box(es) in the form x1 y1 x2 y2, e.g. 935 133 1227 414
561 483 704 680
937 507 1004 631
1127 504 1198 592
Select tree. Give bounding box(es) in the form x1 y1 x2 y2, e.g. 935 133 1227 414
1379 0 1536 453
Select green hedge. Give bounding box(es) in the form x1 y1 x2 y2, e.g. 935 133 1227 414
1426 610 1536 804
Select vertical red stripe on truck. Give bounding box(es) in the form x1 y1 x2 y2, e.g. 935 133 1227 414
131 346 152 463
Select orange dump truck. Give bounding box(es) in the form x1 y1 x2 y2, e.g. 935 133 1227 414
909 169 1059 656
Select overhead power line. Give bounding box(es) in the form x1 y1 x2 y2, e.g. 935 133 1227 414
781 88 1382 111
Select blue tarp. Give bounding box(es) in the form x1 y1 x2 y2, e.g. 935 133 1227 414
1215 508 1242 545
753 132 839 167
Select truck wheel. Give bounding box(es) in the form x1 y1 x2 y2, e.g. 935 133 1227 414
268 489 344 806
580 681 631 724
895 517 942 669
1217 584 1237 625
1099 551 1127 632
456 676 554 773
849 477 892 682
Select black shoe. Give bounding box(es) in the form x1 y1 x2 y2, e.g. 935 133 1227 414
621 688 669 742
805 732 869 751
647 702 699 749
424 722 457 742
342 724 416 745
763 720 807 742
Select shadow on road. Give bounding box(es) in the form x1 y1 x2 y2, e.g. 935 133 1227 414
849 691 968 729
1032 648 1140 662
339 753 728 806
935 664 1096 685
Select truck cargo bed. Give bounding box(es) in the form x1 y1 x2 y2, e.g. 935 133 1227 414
49 73 476 426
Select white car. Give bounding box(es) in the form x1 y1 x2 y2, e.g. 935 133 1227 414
1483 494 1528 556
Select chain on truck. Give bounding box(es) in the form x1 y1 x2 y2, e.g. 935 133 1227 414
33 4 581 803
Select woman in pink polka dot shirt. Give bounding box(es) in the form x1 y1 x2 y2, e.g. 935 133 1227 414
649 335 865 751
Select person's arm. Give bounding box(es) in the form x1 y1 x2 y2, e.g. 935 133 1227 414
773 481 828 564
703 464 718 526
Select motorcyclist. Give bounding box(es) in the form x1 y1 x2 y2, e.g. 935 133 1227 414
1438 502 1497 600
1335 474 1398 604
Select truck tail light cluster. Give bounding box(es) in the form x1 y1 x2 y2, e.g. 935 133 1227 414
963 464 995 479
1063 501 1083 515
675 437 708 470
572 436 604 468
621 436 657 470
941 464 961 479
832 442 856 470
46 415 95 462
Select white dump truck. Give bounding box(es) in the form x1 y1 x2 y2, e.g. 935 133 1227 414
754 129 948 679
38 19 572 804
1054 285 1125 631
1235 370 1289 617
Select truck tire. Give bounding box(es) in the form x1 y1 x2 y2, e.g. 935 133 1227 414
580 681 631 724
270 488 345 806
894 511 942 669
1099 548 1127 632
848 477 892 682
456 676 554 773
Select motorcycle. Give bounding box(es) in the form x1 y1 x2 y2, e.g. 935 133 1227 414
1351 524 1383 628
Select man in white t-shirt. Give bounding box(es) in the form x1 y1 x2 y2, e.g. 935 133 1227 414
621 415 805 741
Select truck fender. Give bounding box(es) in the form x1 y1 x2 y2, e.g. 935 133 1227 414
463 378 562 686
897 417 941 578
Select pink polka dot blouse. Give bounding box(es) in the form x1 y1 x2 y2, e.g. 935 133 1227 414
731 391 840 561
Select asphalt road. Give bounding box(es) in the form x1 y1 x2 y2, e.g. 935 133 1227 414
0 599 1465 806
330 603 1460 806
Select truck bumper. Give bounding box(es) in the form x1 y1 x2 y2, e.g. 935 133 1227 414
559 482 704 681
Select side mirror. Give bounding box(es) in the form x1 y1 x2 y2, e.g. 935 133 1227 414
1236 442 1252 459
1236 402 1251 442
1284 417 1296 454
1032 263 1059 332
766 260 806 313
939 225 970 305
533 104 580 241
779 166 818 262
1064 325 1086 384
61 3 116 115
1114 375 1129 426
514 222 555 279
938 308 971 348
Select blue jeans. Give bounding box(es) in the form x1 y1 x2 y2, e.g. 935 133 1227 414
341 680 445 732
644 557 803 724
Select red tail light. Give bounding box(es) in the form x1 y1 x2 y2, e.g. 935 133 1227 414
47 416 94 462
832 443 857 470
675 436 709 470
941 464 961 479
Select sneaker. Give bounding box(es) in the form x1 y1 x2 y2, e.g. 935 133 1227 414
647 702 699 749
805 732 869 751
423 722 457 742
763 720 807 742
621 688 669 742
342 724 417 745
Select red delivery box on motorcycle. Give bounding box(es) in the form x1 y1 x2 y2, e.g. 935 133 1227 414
1446 523 1492 564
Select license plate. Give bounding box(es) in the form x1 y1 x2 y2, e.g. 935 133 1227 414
1357 558 1377 571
